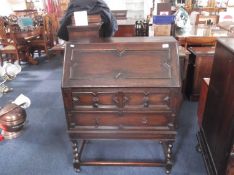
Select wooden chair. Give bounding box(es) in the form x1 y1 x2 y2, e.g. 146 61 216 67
29 14 54 57
195 14 219 25
49 13 59 44
7 14 18 25
184 36 217 49
0 17 31 65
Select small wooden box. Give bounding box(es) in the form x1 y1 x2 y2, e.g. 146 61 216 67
153 24 171 36
68 15 102 41
67 23 101 41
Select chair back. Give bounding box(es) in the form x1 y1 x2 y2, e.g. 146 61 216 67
48 14 59 44
43 14 53 46
8 15 18 25
0 17 9 44
0 17 19 47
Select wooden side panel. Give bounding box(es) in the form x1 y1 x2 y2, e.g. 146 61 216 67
197 78 209 127
186 47 215 100
201 39 234 175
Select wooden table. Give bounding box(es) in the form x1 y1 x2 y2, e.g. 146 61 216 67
12 27 41 64
175 24 234 46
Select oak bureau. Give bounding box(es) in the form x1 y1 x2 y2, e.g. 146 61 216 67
62 37 182 174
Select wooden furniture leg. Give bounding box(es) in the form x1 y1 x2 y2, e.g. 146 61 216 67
71 140 174 174
162 142 173 174
72 140 81 173
72 140 85 173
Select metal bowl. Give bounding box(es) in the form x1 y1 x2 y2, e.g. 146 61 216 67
0 103 27 139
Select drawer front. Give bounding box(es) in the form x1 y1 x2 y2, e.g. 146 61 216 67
71 88 171 110
68 111 174 129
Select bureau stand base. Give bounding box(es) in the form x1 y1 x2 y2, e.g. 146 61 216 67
71 139 174 174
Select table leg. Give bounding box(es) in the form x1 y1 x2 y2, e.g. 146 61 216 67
26 54 38 65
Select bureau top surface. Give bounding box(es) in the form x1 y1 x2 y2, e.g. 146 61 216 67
62 37 181 88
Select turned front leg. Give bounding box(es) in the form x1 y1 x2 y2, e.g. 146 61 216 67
72 140 81 173
162 142 174 174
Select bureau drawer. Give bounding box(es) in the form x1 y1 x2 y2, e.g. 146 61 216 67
71 88 171 110
68 111 174 129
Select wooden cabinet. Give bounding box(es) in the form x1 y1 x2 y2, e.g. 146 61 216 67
185 46 215 100
67 24 101 41
62 37 182 173
197 38 234 175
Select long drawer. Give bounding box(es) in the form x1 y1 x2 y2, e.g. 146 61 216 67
68 111 175 130
70 88 172 111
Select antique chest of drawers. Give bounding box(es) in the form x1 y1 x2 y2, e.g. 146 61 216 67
62 37 182 173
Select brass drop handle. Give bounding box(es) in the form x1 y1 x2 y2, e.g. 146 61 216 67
163 96 170 102
93 102 99 108
70 122 76 128
144 101 149 107
168 122 174 128
141 117 148 124
72 97 79 102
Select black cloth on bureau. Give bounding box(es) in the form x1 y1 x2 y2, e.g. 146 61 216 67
57 0 118 41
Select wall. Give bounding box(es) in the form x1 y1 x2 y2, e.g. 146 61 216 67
104 0 160 20
0 0 14 16
8 0 26 10
104 0 126 10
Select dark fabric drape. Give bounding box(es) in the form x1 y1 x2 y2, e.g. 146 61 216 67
57 0 118 41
